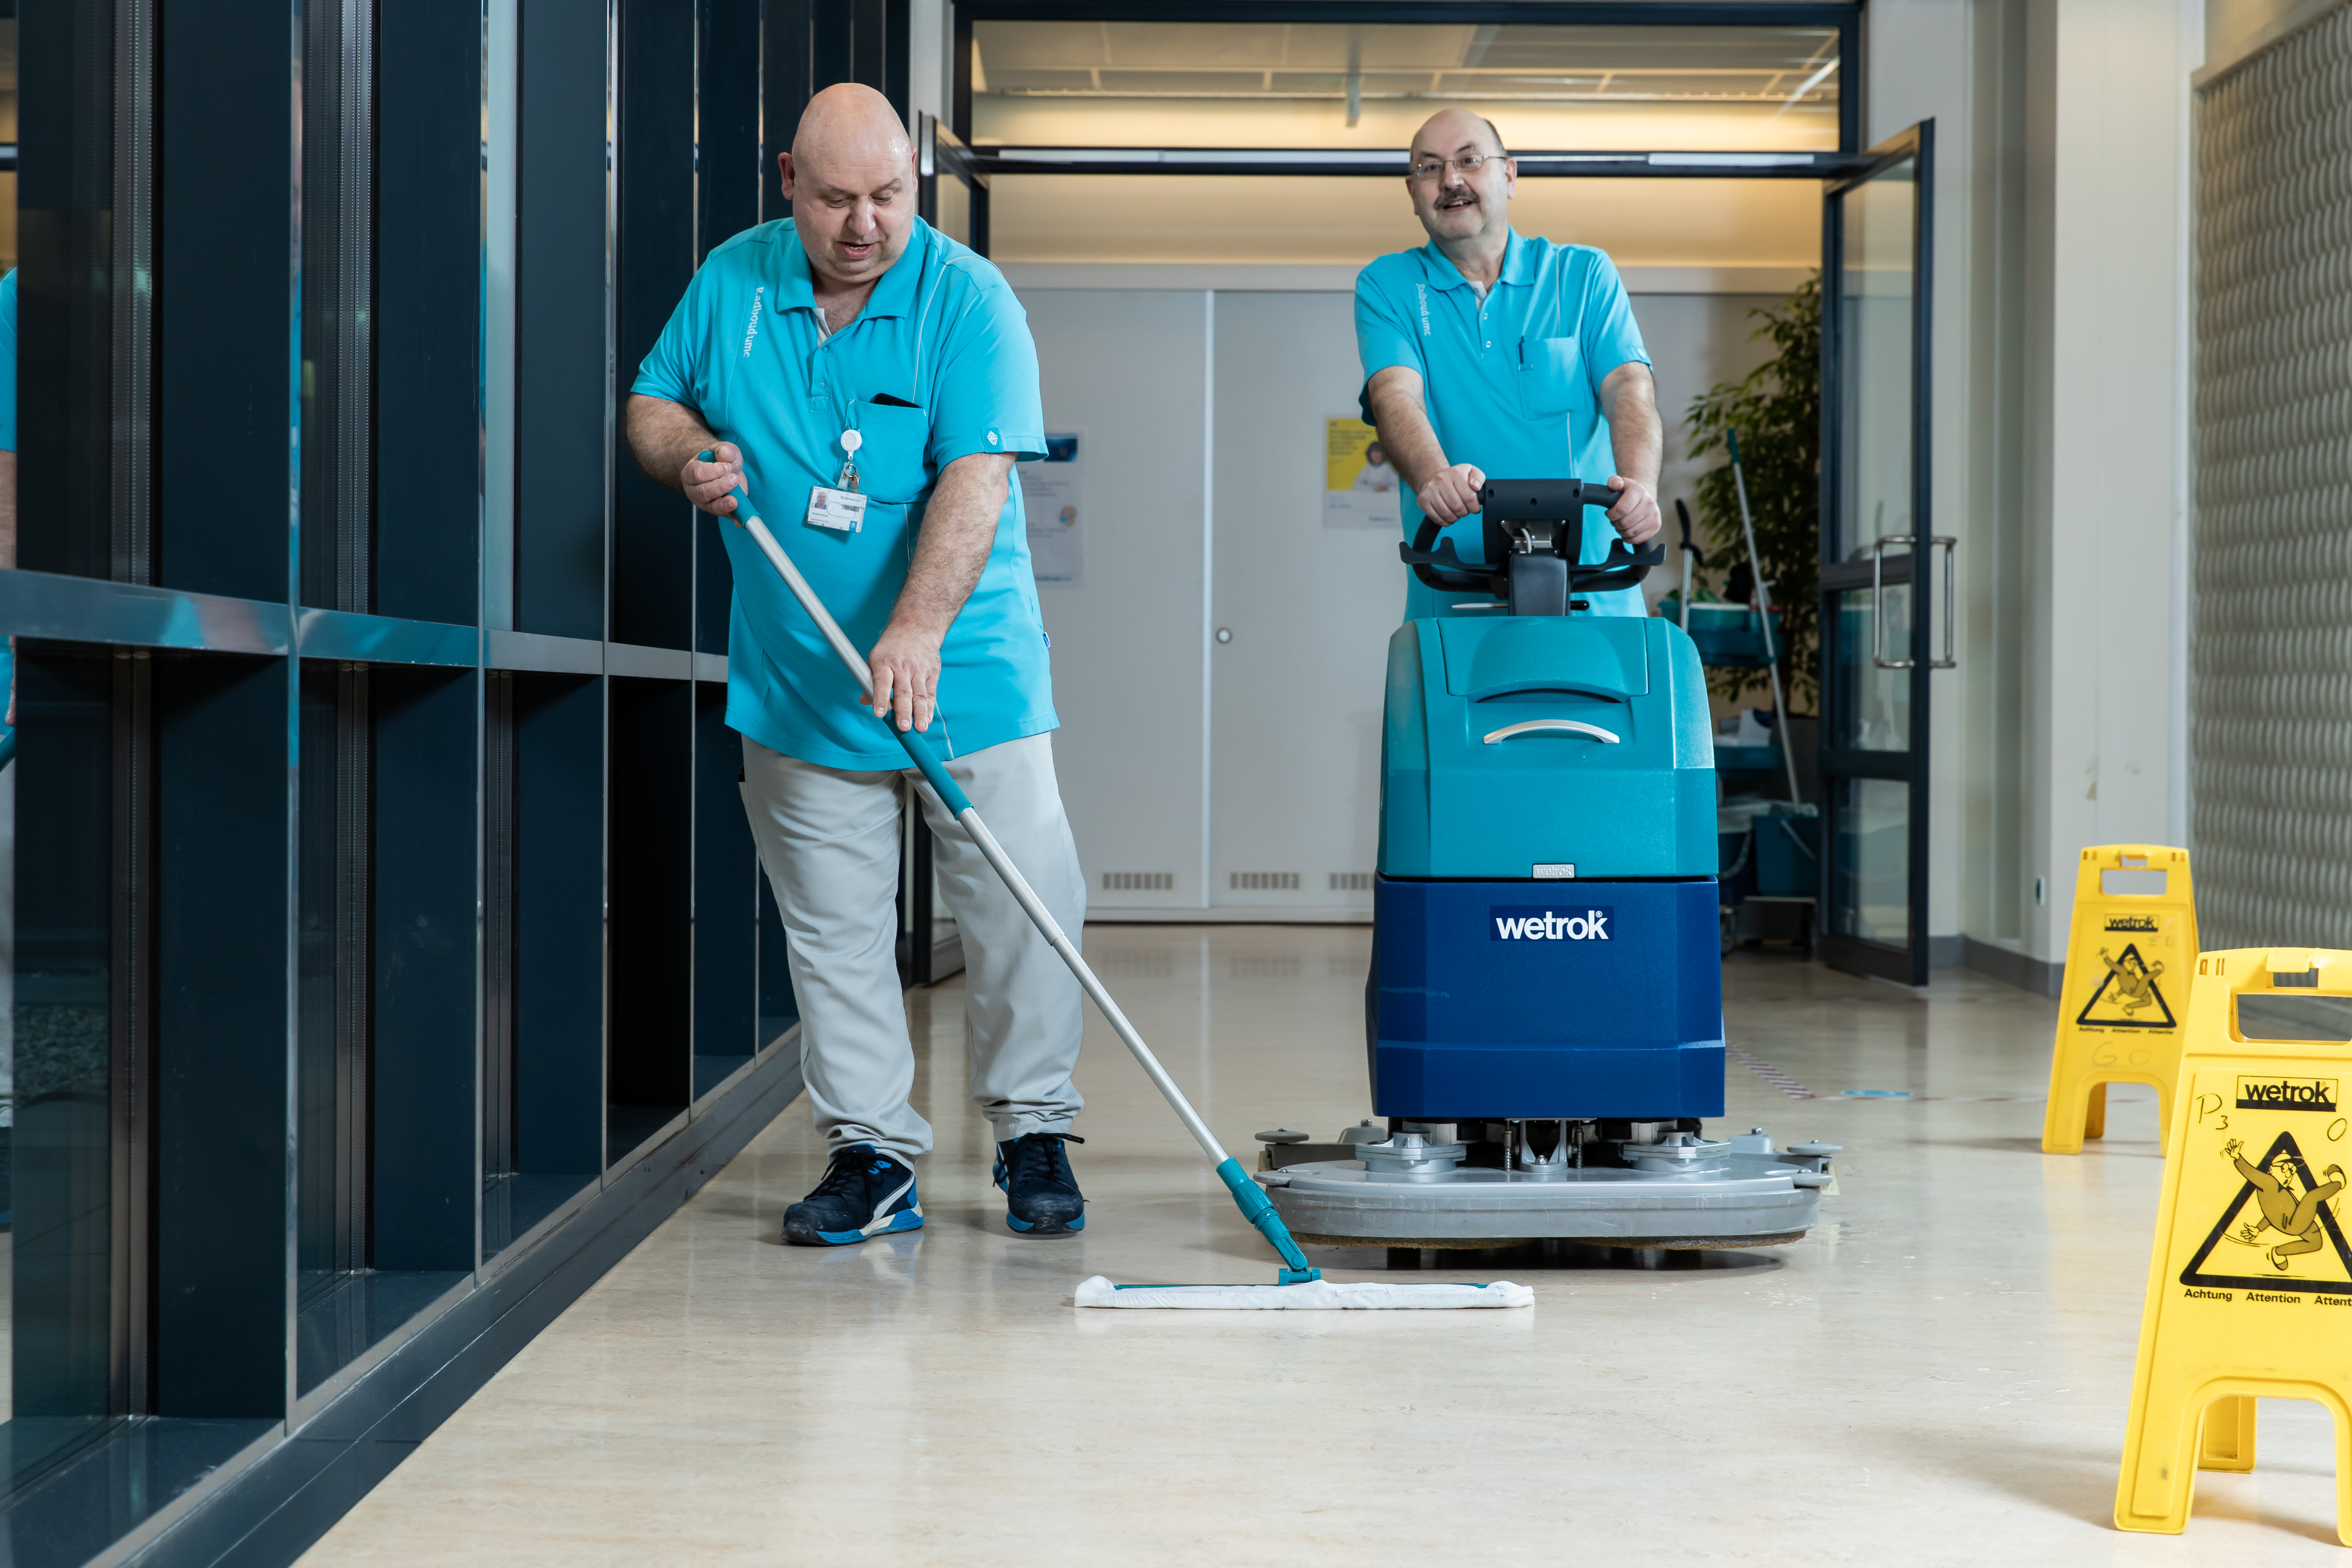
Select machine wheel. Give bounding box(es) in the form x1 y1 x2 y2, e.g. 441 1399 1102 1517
1720 908 1738 957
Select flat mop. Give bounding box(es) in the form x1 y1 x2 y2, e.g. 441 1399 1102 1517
711 459 1528 1311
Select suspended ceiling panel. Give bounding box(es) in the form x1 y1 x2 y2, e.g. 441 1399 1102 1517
973 21 1841 152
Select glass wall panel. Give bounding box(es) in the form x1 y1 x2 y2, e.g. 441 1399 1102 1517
6 649 129 1493
972 22 1842 151
1832 776 1908 945
1829 584 1911 751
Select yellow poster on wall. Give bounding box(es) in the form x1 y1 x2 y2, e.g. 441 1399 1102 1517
1322 417 1401 531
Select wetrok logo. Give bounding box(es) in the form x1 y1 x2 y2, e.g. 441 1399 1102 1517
1490 906 1614 942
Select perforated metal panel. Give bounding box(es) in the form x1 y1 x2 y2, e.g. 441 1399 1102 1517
2192 3 2352 950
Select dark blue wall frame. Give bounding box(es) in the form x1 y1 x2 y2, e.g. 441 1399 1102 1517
700 0 766 257
154 653 291 1420
516 0 612 642
613 0 698 652
376 0 486 627
16 0 120 583
693 683 757 1082
512 672 607 1184
762 0 914 212
154 0 292 604
608 676 693 1149
371 667 482 1272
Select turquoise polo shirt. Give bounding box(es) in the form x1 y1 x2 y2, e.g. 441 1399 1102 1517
1355 231 1651 619
634 220 1053 770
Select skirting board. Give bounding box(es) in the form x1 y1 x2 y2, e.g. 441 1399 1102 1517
1963 936 2064 998
93 1041 807 1568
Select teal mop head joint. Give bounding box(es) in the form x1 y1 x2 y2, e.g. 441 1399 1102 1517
1216 1158 1322 1284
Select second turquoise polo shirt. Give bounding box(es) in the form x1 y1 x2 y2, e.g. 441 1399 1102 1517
634 219 1053 770
1355 230 1652 620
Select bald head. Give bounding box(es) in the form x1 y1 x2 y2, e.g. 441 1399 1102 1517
782 84 919 290
1410 108 1506 165
794 82 913 166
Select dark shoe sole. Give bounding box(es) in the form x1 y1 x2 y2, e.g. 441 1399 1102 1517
1006 1210 1086 1236
784 1209 925 1247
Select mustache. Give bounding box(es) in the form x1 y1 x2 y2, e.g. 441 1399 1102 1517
1435 189 1479 210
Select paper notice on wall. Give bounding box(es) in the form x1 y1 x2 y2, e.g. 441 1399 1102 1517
1322 417 1402 530
1021 433 1084 586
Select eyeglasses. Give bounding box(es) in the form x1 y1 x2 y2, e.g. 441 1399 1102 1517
1409 153 1500 182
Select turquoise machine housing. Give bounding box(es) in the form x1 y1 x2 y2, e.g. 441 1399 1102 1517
1374 486 1724 1121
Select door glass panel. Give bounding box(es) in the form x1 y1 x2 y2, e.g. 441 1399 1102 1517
1830 585 1911 750
1832 777 1909 944
935 174 973 248
1833 156 1916 561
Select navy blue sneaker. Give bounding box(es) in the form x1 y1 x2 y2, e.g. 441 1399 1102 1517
783 1144 923 1246
993 1132 1086 1234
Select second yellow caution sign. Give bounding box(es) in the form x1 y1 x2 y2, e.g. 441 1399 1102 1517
2114 946 2352 1542
2042 845 2196 1154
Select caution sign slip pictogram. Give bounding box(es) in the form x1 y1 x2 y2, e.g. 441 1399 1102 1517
2042 846 2195 1155
2115 948 2352 1542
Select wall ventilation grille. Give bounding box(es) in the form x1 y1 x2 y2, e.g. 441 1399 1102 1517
1100 871 1175 892
2193 6 2352 950
1229 871 1301 891
1329 871 1373 891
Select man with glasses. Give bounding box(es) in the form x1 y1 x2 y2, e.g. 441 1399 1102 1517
1356 108 1663 619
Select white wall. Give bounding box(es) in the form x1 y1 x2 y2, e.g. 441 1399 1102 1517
1020 276 1784 920
1994 0 2202 974
1862 0 2203 980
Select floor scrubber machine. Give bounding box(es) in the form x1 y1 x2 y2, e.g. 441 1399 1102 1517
1257 479 1834 1252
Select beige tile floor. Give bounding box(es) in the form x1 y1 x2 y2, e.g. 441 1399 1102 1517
300 927 2352 1564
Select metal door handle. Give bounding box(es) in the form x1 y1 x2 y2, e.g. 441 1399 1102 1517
1482 719 1621 745
1931 535 1957 669
1870 534 1913 670
1871 534 1958 670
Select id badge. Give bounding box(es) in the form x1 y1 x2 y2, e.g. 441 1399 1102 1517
806 485 867 533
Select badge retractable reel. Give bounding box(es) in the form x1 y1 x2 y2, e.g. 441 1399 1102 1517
806 427 867 533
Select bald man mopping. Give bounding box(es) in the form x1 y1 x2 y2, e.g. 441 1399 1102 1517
627 85 1088 1247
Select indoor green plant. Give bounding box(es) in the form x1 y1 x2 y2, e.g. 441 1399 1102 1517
1683 274 1821 712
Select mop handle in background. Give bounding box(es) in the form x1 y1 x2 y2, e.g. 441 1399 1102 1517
1723 430 1805 809
702 456 1319 1283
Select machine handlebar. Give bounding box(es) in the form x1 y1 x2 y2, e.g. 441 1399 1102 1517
1398 476 1665 605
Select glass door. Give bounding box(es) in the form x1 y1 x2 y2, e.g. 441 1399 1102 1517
918 112 988 255
1818 124 1947 985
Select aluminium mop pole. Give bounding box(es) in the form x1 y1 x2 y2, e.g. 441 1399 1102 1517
714 465 1321 1285
1725 428 1805 808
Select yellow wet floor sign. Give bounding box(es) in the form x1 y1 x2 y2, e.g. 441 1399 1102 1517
2043 846 2196 1154
2115 947 2352 1541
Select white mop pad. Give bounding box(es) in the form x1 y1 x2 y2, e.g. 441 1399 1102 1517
1075 1275 1533 1310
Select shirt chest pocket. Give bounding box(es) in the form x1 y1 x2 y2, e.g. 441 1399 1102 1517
1516 336 1582 419
851 401 932 503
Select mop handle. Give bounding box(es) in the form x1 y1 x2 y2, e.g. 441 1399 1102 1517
715 472 1230 1162
710 461 1319 1282
1724 430 1806 809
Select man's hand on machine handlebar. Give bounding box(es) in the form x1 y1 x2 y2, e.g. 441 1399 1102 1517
863 622 942 734
1415 462 1487 526
1604 476 1663 547
680 443 744 518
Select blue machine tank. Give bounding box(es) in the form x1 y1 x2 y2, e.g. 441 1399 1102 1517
1372 484 1724 1123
